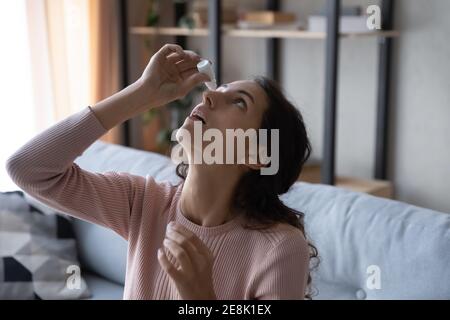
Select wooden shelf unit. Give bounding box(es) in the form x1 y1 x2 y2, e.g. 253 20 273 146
130 26 400 40
299 164 393 199
121 0 397 198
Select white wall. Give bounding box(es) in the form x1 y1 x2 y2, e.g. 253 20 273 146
131 0 450 213
389 0 450 213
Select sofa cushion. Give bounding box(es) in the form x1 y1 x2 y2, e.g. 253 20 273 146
281 183 450 300
83 272 124 300
0 191 91 300
75 141 180 184
23 188 128 287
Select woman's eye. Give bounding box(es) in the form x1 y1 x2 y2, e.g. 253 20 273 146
234 98 247 109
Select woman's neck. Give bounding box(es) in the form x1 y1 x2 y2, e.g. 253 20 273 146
180 164 243 227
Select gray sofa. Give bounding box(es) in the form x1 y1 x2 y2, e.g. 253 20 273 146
65 141 450 300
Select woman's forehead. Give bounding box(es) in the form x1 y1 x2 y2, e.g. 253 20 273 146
226 80 262 94
221 80 268 110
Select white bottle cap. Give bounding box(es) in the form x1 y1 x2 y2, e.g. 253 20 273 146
197 60 217 90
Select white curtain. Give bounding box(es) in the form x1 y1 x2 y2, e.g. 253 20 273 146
30 0 92 127
0 0 92 191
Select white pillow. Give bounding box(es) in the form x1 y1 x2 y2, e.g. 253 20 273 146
0 191 90 300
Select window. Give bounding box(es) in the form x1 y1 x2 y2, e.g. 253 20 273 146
0 0 35 191
0 0 91 191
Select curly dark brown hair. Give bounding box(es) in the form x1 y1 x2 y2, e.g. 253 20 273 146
176 76 319 299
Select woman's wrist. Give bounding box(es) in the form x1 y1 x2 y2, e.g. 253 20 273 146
91 79 152 131
127 77 153 112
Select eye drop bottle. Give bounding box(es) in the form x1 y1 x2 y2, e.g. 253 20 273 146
197 60 217 90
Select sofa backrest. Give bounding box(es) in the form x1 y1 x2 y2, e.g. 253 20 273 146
281 183 450 299
75 141 450 299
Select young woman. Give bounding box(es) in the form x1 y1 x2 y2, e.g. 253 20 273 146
7 44 318 300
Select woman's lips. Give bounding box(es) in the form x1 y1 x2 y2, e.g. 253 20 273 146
190 106 207 125
188 114 206 125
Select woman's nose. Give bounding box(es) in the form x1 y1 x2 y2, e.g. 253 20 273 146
202 90 221 110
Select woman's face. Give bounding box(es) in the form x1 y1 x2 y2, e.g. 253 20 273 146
178 80 269 166
183 80 268 135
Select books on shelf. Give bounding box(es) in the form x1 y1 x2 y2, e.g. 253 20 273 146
192 7 238 28
237 20 304 31
237 10 302 30
242 11 296 24
308 15 374 33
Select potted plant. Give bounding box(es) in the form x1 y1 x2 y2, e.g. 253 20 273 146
142 86 204 155
146 0 160 27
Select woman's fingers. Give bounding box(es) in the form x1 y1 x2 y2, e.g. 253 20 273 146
159 222 216 299
176 60 199 74
167 49 199 62
164 49 204 83
166 227 199 256
180 72 210 95
156 44 184 60
163 238 194 274
166 226 203 270
155 44 187 82
180 67 206 81
158 45 206 87
166 49 199 63
176 55 202 71
169 222 213 261
166 52 185 66
157 249 182 282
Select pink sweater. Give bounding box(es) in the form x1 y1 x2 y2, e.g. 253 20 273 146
6 106 309 300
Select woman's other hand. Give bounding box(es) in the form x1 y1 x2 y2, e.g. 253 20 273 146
137 44 211 110
158 221 217 300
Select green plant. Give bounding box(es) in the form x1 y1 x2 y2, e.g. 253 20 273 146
146 0 160 27
142 86 204 152
178 16 196 29
142 0 204 153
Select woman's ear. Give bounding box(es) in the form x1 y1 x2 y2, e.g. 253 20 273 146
244 162 268 171
243 152 270 171
241 144 271 171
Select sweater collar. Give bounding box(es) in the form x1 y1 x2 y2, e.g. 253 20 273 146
174 183 243 237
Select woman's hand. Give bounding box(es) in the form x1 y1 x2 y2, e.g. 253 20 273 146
136 44 211 111
91 44 209 130
158 221 217 300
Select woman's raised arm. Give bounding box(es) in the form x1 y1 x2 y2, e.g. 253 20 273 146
91 44 209 130
6 44 209 240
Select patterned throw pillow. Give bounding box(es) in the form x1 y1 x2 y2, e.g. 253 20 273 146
0 191 90 300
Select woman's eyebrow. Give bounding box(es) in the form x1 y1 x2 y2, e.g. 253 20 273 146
219 84 255 104
237 90 255 104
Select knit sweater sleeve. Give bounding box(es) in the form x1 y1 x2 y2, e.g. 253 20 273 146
252 233 310 300
6 106 146 240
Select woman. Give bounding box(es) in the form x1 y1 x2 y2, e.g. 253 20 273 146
7 44 318 300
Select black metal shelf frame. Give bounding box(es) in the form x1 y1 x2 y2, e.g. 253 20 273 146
119 0 395 185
